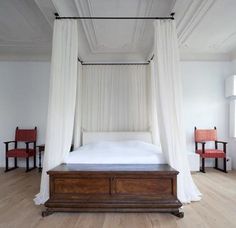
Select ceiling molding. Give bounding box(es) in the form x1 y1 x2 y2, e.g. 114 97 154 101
211 31 236 52
134 0 154 48
0 0 52 60
180 51 231 62
0 41 51 48
230 50 236 61
34 0 56 27
0 51 50 61
175 0 215 45
74 0 98 53
74 0 154 55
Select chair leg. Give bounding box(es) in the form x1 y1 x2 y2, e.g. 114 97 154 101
215 158 218 169
14 157 18 168
201 158 205 173
26 157 29 172
224 158 227 173
5 157 18 172
25 156 37 172
34 155 37 168
5 157 9 172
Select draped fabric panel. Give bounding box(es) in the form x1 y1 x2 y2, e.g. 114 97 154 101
147 61 160 146
73 63 83 148
153 20 201 203
34 20 78 204
81 65 149 132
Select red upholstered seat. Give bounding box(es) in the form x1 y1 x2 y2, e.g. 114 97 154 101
6 149 36 158
196 149 225 158
194 127 227 173
4 127 37 172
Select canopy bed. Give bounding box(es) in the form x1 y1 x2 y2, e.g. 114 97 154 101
43 132 182 217
34 14 201 218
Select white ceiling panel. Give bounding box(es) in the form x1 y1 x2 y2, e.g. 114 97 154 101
181 0 236 53
54 0 175 63
0 0 236 61
0 0 53 60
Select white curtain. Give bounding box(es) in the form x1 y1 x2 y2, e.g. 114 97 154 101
81 65 149 132
34 19 78 204
152 20 201 203
73 62 83 148
147 62 160 146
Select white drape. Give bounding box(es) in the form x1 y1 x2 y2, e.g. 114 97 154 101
73 62 83 148
34 20 78 204
147 62 160 146
153 20 201 203
81 65 149 132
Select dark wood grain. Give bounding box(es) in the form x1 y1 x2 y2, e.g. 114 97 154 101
44 163 182 217
54 178 110 194
115 178 172 195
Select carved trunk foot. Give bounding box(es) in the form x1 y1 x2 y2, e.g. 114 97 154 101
172 210 184 218
42 209 54 217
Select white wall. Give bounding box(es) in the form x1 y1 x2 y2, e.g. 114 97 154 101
0 61 50 167
0 60 235 169
228 59 236 169
181 61 233 167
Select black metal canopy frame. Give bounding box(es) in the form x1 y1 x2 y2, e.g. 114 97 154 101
56 16 174 20
55 12 175 20
78 54 154 66
54 12 172 65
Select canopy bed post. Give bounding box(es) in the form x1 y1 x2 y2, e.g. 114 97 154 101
34 19 79 204
151 20 201 202
35 14 201 217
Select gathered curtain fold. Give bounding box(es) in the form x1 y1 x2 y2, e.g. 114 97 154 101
152 20 201 203
73 62 83 148
35 18 201 205
81 65 149 133
34 19 78 204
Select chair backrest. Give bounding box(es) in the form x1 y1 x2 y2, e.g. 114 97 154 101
15 127 37 142
194 127 217 142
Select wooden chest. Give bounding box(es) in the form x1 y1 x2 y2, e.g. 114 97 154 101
43 164 183 217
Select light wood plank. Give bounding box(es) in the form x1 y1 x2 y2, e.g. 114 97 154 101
0 168 235 228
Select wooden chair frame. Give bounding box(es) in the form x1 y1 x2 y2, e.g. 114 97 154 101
4 127 37 172
194 127 227 173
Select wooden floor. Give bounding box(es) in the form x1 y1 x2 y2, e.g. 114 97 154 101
0 168 236 228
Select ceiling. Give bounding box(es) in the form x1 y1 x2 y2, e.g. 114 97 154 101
0 0 236 62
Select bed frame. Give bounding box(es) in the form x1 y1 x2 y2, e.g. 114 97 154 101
42 163 183 218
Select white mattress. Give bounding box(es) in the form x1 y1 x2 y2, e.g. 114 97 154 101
65 140 166 164
82 131 152 145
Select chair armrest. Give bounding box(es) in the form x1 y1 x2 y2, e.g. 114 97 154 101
196 141 206 145
25 141 35 145
216 141 227 153
4 141 17 152
196 141 206 153
216 141 227 144
4 141 16 145
25 141 36 153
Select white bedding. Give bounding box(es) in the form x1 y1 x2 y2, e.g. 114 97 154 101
65 140 166 164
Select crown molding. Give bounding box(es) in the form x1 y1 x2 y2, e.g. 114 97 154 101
34 0 56 27
214 31 236 53
0 53 50 62
180 51 231 62
174 0 215 45
74 0 98 53
230 50 236 61
74 0 154 55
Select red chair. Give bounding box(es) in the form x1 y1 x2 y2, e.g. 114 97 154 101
4 127 37 172
194 127 227 173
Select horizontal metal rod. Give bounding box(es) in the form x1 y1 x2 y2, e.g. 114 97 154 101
81 62 150 66
56 16 174 20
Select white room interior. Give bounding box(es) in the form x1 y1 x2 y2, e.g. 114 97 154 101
0 0 236 169
0 0 236 227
